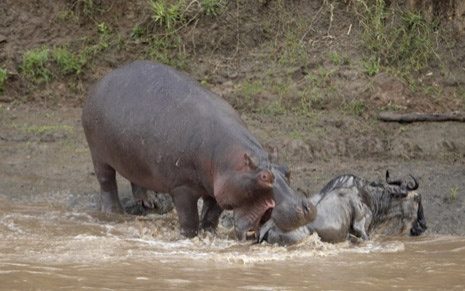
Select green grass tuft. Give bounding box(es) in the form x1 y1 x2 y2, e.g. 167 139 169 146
0 67 7 92
53 46 85 76
20 46 53 84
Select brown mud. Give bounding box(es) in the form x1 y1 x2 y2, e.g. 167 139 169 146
0 1 464 237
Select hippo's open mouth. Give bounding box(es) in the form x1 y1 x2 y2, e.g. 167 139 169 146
235 198 276 241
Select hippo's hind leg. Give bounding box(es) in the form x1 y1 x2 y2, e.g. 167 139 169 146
200 196 223 233
131 183 156 209
170 186 200 238
91 157 124 214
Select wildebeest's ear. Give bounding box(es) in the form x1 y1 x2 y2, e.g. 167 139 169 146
268 147 279 163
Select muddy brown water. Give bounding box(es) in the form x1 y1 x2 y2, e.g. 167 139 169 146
1 198 464 290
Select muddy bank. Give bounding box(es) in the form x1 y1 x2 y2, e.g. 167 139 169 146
0 105 464 236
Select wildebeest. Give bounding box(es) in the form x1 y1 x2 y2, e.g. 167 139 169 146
259 171 427 245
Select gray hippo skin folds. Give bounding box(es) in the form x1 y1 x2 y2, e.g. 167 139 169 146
82 61 316 240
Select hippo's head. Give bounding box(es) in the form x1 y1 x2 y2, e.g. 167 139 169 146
214 151 316 241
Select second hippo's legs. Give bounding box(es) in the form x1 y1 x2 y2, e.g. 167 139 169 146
131 183 156 209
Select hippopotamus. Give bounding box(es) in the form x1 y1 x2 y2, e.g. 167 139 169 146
82 61 316 240
259 171 427 245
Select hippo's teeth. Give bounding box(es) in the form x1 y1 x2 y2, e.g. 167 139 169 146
246 230 257 240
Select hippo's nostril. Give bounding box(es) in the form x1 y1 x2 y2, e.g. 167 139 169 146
302 201 309 213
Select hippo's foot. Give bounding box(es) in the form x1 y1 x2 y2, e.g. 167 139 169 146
136 197 157 209
131 183 155 208
101 190 125 214
180 227 199 238
124 193 174 216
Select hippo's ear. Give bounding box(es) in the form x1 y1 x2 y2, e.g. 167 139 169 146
269 147 279 163
244 153 258 170
275 164 291 182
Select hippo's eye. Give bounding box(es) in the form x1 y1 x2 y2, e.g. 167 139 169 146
259 170 273 184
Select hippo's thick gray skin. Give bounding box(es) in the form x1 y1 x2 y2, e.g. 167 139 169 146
82 61 315 240
259 171 427 245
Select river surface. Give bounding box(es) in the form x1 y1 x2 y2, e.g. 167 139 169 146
1 199 464 291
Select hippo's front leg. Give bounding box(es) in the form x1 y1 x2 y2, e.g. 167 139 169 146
200 196 223 233
171 186 200 238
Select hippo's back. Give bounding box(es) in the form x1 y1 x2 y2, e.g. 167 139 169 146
81 61 247 191
83 61 241 130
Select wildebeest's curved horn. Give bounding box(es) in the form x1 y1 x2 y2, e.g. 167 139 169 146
386 170 402 186
407 174 419 191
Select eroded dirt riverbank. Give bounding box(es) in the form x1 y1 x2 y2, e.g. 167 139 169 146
0 104 464 236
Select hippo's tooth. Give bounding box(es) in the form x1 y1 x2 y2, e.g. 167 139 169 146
246 230 257 240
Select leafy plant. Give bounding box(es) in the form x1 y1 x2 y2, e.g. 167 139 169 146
200 0 225 16
450 187 458 201
131 25 147 41
339 98 367 116
355 0 440 78
265 100 286 116
0 67 7 92
96 22 112 51
148 0 186 31
53 46 85 75
327 52 348 66
361 56 380 76
20 46 53 84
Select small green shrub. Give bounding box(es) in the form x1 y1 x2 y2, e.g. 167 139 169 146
355 0 440 76
265 100 286 116
148 0 186 31
0 67 7 92
200 0 224 16
148 34 187 69
361 56 380 76
131 25 147 41
327 52 349 66
450 187 458 201
339 98 367 116
97 22 112 51
53 46 85 75
20 46 53 84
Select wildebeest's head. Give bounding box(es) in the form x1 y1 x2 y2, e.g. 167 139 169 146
384 171 427 236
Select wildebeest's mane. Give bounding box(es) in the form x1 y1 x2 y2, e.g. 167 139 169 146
319 174 357 195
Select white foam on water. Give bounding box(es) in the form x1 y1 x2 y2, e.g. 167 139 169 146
0 200 412 267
